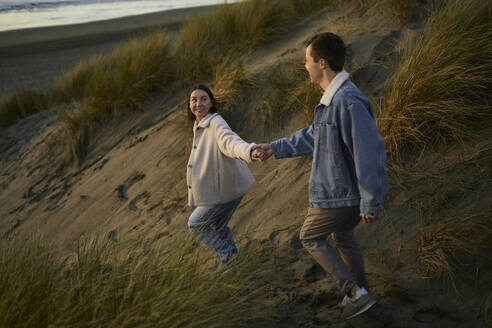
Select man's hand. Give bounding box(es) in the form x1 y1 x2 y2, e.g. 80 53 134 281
360 213 377 224
252 144 273 162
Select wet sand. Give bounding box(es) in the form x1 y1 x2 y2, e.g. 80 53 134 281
0 5 220 96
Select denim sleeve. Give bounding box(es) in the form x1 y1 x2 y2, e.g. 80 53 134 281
339 102 389 217
270 125 314 159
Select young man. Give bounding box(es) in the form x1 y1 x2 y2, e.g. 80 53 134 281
253 32 389 319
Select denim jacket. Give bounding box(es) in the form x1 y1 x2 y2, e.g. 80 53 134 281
270 71 388 217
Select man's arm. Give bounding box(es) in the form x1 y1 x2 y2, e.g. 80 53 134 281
270 125 315 159
253 125 315 162
340 101 389 219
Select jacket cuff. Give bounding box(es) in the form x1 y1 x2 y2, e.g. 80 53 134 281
270 140 282 159
245 143 256 163
360 202 381 218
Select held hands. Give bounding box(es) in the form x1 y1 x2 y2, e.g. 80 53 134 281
251 148 264 161
251 144 273 162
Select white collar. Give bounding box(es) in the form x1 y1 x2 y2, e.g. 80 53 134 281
195 112 218 129
319 70 349 106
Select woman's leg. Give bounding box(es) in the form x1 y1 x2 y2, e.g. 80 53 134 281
188 197 242 262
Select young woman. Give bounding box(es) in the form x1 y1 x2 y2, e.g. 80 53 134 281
186 85 260 263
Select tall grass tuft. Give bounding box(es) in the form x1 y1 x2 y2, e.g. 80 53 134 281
288 59 323 125
60 103 94 167
56 31 174 166
253 58 322 136
0 238 60 328
379 0 492 158
212 58 253 122
254 64 299 134
53 56 103 102
176 0 285 84
0 89 51 126
0 235 274 328
416 211 491 290
176 0 334 84
55 31 174 108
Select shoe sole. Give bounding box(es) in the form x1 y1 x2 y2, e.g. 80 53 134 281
347 299 377 319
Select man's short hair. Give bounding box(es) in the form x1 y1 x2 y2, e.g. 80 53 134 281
306 32 346 72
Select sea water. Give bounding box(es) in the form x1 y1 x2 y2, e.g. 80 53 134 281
0 0 235 32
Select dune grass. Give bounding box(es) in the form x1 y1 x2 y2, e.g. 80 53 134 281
416 211 491 291
251 58 321 137
54 31 174 166
288 60 323 125
211 58 254 126
254 64 297 134
59 103 94 167
0 234 274 328
176 0 282 84
53 0 335 166
55 31 174 108
0 89 52 126
176 0 335 85
0 238 59 327
379 0 492 159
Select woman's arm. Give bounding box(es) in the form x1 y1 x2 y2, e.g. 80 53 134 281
213 116 254 163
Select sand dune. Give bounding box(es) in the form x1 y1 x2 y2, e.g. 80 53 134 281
1 2 491 327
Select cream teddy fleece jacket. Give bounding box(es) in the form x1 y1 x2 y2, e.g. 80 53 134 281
186 113 255 206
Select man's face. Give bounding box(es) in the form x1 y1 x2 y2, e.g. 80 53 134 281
305 44 323 84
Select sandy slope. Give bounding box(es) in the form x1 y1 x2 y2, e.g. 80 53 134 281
1 2 491 328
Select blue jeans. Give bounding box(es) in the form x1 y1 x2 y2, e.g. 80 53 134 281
188 196 242 263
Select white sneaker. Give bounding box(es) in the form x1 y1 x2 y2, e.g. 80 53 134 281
343 288 377 319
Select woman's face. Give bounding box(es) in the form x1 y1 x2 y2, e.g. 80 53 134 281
189 89 213 122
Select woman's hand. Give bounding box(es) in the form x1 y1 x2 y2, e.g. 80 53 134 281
251 148 265 161
252 144 273 162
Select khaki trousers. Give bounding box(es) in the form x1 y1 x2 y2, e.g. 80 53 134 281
300 206 367 295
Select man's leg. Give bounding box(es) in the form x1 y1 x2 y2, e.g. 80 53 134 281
299 207 359 295
299 206 376 318
332 218 368 290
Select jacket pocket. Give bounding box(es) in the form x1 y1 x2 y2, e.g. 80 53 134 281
314 122 340 155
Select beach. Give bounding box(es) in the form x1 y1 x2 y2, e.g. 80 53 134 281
1 0 491 326
0 4 219 96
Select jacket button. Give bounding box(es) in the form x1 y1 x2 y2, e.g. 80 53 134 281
193 146 197 149
188 164 192 168
188 185 191 189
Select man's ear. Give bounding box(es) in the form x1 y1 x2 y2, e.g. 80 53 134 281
319 58 327 69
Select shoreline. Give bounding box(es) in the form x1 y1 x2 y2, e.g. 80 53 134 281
0 5 220 55
0 4 220 96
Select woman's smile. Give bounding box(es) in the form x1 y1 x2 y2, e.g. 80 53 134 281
190 89 213 122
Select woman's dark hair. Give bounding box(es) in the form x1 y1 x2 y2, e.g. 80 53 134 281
305 32 346 72
187 84 217 121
